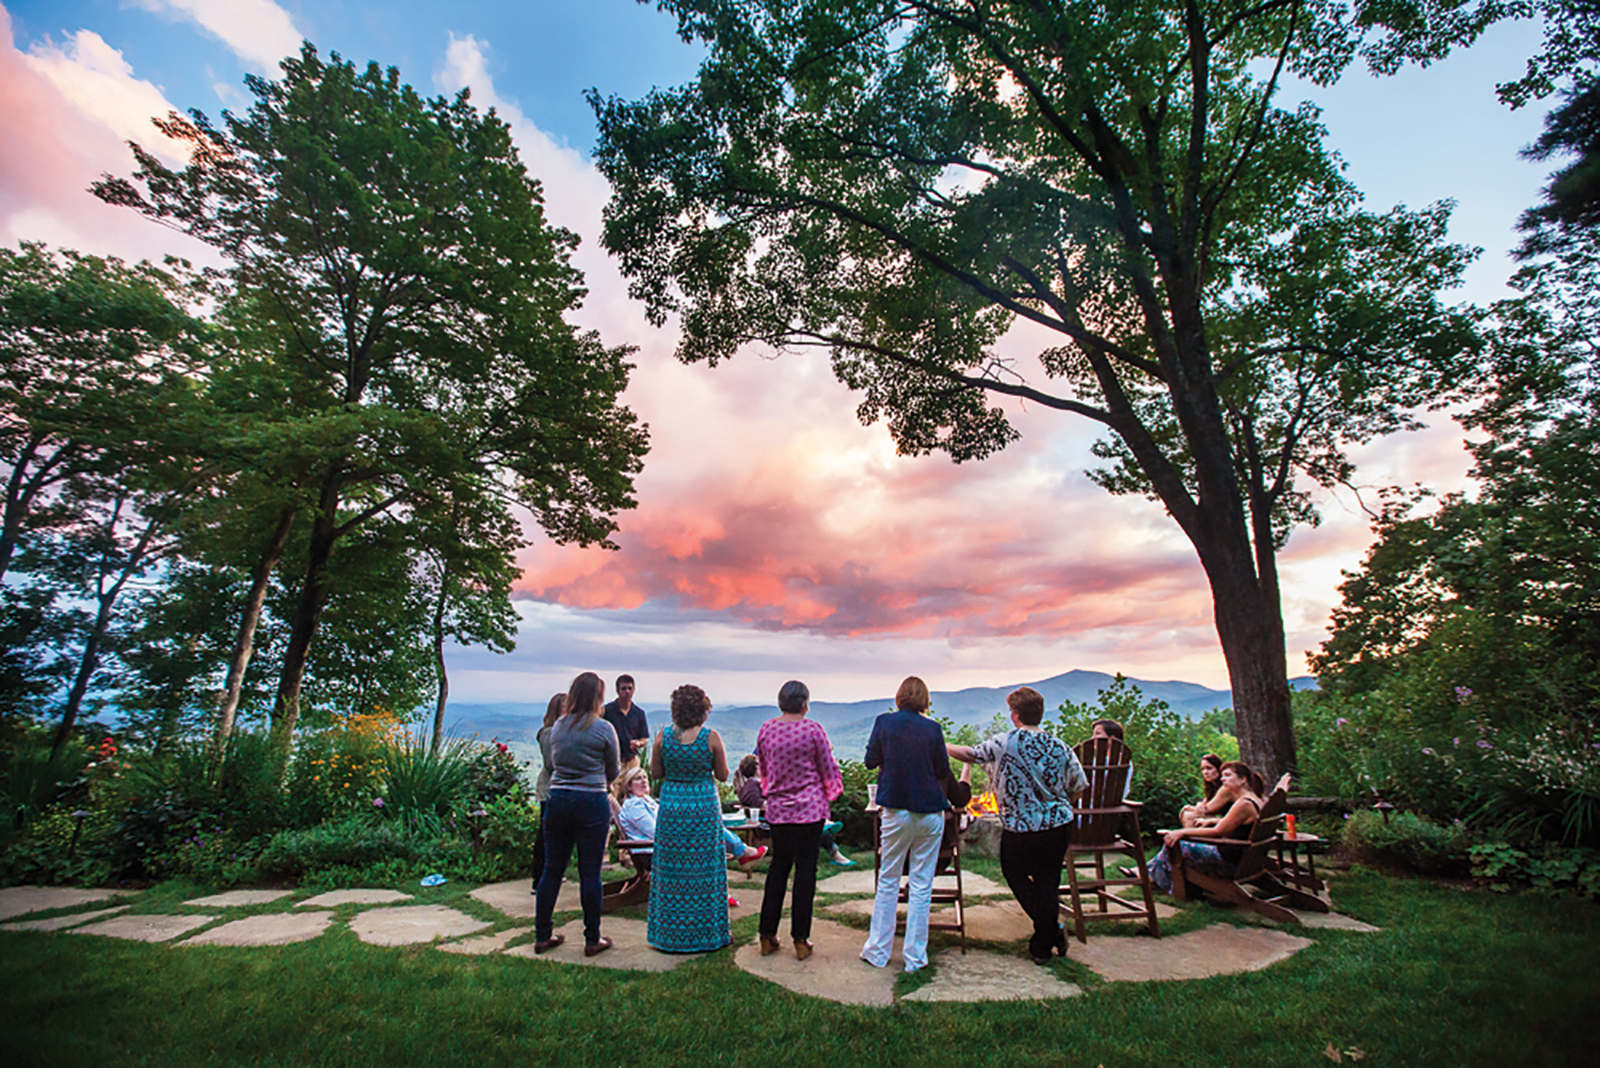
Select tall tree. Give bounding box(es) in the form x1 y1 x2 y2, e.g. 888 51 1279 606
590 0 1488 775
96 45 648 769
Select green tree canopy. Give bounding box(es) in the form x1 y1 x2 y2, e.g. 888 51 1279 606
590 0 1490 776
94 44 649 762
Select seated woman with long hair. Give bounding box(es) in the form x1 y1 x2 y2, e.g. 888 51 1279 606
1147 761 1266 893
1178 753 1238 828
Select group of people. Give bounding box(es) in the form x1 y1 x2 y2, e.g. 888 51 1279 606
528 670 1276 969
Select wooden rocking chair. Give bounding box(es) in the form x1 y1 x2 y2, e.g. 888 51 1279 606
1059 736 1161 943
1168 787 1330 924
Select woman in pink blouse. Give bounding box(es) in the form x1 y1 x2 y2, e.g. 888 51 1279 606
755 679 843 960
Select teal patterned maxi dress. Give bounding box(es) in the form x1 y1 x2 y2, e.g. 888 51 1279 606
647 727 730 952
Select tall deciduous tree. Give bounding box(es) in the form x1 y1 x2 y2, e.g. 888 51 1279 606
590 0 1488 775
95 45 648 769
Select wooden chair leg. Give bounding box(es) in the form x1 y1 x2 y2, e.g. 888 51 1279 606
1063 849 1089 944
1133 847 1161 937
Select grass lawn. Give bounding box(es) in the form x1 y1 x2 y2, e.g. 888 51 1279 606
1 866 1596 1067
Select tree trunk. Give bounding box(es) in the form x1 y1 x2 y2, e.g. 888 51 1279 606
52 513 160 757
268 474 342 776
212 507 296 766
431 563 449 754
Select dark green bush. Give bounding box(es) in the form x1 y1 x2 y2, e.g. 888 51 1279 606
255 814 456 880
463 739 530 804
1470 841 1600 897
1344 809 1472 875
831 759 877 849
0 805 114 886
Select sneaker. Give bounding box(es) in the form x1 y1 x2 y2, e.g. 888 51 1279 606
823 820 843 836
829 852 855 867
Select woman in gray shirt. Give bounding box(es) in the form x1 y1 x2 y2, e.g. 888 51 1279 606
533 672 621 957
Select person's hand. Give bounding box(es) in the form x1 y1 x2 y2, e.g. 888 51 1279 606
1163 830 1183 848
632 738 647 752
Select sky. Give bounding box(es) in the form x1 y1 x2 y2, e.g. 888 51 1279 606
0 0 1555 710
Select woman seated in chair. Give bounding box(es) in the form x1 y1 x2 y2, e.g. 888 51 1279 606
1148 761 1266 894
1178 753 1238 828
616 766 765 871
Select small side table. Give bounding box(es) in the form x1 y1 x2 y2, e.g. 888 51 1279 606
1273 832 1325 894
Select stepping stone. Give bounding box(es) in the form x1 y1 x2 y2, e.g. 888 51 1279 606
183 890 297 908
1072 923 1312 982
901 946 1083 1002
439 926 532 956
1297 911 1380 933
504 916 688 972
72 913 216 943
822 898 1032 942
349 904 489 946
471 879 583 920
2 905 130 931
733 918 897 1006
0 886 129 921
298 889 412 908
813 869 1006 897
185 910 335 946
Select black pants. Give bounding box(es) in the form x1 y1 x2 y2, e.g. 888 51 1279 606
999 824 1072 959
759 820 824 941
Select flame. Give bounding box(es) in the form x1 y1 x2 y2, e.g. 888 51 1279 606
968 791 999 816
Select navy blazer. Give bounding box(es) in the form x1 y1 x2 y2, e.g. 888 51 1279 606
864 710 951 814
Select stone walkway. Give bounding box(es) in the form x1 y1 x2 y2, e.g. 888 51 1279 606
0 869 1379 1006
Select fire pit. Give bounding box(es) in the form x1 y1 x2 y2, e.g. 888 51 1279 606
961 793 1002 857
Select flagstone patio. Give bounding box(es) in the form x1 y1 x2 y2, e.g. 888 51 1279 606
1 871 1377 1004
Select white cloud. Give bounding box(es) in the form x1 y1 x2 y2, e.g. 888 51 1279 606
22 28 191 165
128 0 302 74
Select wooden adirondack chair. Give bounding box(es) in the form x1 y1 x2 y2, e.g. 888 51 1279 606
602 798 652 912
1168 787 1330 924
1060 736 1161 943
872 807 968 951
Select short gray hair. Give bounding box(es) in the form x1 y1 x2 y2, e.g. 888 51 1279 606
777 680 810 714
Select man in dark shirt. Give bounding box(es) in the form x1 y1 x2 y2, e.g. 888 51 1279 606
603 674 650 776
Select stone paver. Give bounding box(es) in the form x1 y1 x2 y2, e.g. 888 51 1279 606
733 918 898 1006
348 904 489 946
471 879 582 919
1071 923 1312 982
440 926 533 956
0 886 128 921
902 946 1083 1002
183 890 297 908
184 910 335 946
1296 911 1380 933
2 905 130 931
504 916 688 972
72 912 216 943
299 889 412 908
814 869 1006 897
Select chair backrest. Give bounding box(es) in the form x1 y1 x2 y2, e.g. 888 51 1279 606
1073 736 1134 848
1231 787 1288 881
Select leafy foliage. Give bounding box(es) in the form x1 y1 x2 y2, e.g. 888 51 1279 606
1343 809 1472 875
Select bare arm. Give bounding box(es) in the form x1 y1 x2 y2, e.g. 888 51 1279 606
947 744 976 763
649 730 665 782
709 729 730 782
1164 795 1257 847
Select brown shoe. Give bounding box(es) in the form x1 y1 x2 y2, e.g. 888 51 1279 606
759 934 781 956
794 939 814 961
584 937 613 957
533 934 564 954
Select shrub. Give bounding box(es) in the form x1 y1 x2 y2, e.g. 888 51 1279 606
2 730 94 832
463 739 530 804
255 814 457 880
378 734 472 826
832 759 878 848
473 791 539 871
0 805 114 887
1343 809 1472 875
1470 841 1600 897
1046 676 1235 832
284 709 404 826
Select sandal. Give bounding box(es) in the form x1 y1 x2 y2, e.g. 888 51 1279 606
584 937 613 957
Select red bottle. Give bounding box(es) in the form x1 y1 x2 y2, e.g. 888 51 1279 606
1285 813 1298 838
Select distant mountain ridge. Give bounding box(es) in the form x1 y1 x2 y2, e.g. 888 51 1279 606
447 670 1316 763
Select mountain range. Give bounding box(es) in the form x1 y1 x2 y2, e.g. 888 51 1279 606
447 669 1316 767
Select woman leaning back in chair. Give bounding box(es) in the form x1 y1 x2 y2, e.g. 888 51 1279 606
1147 761 1267 894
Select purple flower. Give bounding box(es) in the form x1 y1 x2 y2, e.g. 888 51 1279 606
1453 737 1461 747
1422 748 1434 755
1336 717 1349 728
1455 686 1473 700
373 797 385 809
1476 740 1493 750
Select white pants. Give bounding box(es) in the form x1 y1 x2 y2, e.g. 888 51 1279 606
861 808 944 971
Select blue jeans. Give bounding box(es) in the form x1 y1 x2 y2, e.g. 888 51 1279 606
534 788 610 944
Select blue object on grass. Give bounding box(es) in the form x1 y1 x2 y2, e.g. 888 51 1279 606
420 873 447 887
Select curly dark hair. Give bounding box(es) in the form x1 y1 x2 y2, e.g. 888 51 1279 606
670 684 710 729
